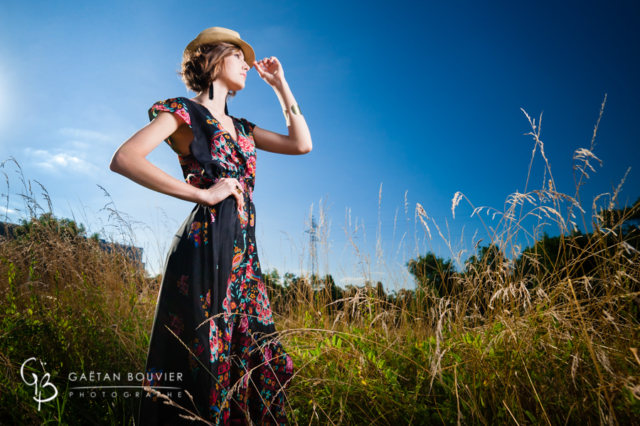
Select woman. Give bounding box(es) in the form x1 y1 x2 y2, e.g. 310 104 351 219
110 27 312 426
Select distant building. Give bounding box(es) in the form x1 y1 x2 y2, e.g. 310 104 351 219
98 238 145 267
0 222 17 239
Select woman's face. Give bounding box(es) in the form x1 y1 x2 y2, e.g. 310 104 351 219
221 49 250 91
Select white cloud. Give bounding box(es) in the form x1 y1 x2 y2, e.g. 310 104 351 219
26 148 98 175
0 206 14 214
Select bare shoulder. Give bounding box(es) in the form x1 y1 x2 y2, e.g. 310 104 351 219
148 112 193 156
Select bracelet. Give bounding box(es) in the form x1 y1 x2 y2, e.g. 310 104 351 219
283 104 302 121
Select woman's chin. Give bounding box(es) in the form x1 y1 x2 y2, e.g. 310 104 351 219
228 80 246 92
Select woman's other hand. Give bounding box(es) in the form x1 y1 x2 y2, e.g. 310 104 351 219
253 56 285 88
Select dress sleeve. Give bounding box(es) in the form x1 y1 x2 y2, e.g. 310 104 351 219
237 118 257 136
148 98 192 147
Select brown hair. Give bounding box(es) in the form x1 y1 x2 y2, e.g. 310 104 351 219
178 42 243 99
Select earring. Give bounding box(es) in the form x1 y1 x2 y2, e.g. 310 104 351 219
209 82 214 100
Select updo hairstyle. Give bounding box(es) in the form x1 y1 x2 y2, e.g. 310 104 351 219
178 42 243 99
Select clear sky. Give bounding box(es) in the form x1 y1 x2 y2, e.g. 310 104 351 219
1 0 639 290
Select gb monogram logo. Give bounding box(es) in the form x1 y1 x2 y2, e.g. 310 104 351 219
20 357 58 411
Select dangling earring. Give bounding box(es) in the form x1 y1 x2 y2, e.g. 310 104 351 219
209 81 214 100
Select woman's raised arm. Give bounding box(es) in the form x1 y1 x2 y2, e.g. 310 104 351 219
251 57 313 155
109 112 244 209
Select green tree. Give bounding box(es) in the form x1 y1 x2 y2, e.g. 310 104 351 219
14 212 87 241
263 268 286 308
407 252 456 297
600 196 640 234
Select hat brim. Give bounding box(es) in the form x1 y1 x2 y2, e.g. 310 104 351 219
183 34 255 69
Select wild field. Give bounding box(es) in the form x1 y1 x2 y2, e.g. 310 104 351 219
1 99 639 425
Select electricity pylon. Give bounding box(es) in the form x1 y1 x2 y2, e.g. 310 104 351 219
304 214 319 289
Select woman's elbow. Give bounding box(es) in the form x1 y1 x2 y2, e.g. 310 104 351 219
299 140 313 154
109 151 126 174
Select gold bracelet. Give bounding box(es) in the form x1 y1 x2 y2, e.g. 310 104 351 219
283 104 302 121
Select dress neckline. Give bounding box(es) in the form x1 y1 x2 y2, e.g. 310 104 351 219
187 98 240 143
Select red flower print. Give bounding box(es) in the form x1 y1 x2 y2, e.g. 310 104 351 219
285 354 294 374
260 306 273 324
246 156 256 175
237 135 254 152
210 388 219 407
177 275 188 296
222 298 229 319
238 315 249 333
169 313 184 336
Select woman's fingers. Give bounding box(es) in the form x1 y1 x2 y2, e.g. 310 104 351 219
229 178 244 210
253 61 267 76
257 57 278 71
205 178 244 209
268 57 282 74
206 178 244 209
252 58 283 85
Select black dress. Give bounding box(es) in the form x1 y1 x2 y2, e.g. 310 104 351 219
137 97 293 426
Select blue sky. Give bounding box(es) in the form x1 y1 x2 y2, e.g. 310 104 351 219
1 0 638 290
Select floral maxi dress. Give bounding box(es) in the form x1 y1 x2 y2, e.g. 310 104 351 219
138 97 294 426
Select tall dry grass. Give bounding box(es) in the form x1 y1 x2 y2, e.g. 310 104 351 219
0 97 639 425
0 158 159 425
267 96 640 425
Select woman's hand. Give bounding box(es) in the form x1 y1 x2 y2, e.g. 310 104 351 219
199 177 245 210
253 56 285 88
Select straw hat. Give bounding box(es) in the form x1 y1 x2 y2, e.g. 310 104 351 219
183 27 255 69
